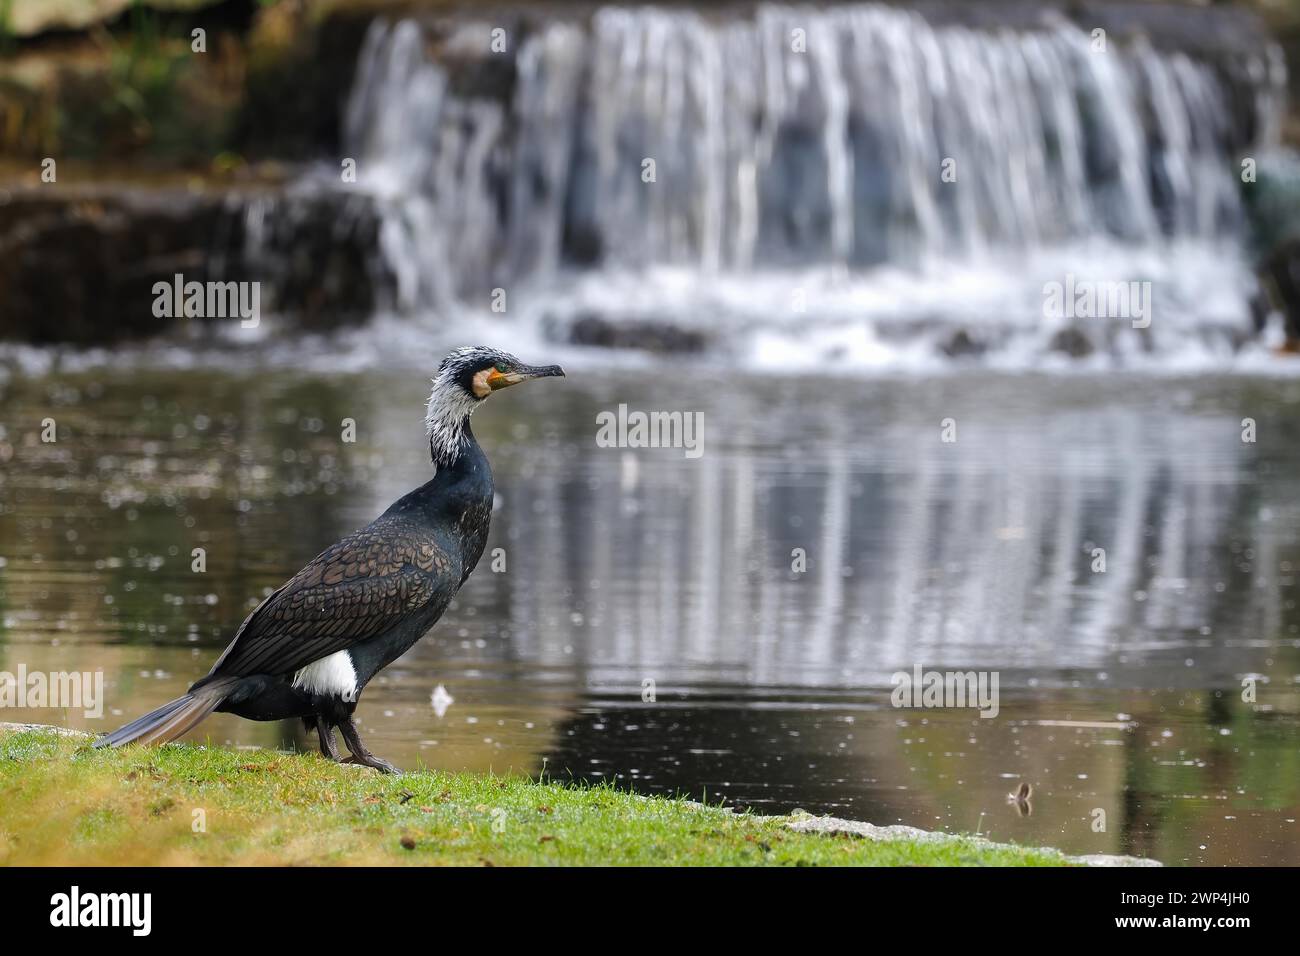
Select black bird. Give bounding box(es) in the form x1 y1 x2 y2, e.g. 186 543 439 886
97 346 564 772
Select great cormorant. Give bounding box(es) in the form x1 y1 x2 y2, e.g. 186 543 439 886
96 346 564 772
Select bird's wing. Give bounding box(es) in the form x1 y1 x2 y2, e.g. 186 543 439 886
201 520 456 681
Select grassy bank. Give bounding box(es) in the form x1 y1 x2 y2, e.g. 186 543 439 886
0 728 1075 866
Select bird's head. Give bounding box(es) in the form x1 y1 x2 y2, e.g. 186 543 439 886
425 346 565 464
438 346 566 400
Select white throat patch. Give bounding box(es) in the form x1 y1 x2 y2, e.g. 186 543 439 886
424 373 481 464
292 650 359 701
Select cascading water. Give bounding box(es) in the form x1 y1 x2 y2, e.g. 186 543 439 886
329 4 1288 369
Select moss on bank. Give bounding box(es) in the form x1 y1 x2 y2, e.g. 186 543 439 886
0 728 1074 866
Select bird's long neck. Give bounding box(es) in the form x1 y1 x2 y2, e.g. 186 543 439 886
399 420 491 530
421 378 493 530
428 417 471 468
433 415 486 473
425 378 480 467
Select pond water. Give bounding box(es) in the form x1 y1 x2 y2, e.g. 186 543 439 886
1 364 1297 865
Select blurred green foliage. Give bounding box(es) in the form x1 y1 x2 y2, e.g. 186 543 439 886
0 1 13 56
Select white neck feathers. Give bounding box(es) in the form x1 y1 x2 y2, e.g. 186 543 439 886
424 375 480 465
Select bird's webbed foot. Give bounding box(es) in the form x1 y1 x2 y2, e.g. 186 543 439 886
338 717 401 774
340 753 401 774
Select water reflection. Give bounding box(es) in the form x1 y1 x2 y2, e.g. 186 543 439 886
0 368 1297 864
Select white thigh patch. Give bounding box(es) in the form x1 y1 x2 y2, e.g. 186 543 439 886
292 650 358 700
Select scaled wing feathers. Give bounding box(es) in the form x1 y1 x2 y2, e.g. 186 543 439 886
200 521 454 682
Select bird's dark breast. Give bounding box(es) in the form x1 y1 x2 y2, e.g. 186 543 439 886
456 497 493 585
345 443 495 684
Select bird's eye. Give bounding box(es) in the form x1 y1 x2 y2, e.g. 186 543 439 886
494 364 508 373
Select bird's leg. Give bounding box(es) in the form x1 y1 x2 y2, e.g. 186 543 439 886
338 717 401 774
317 719 342 762
304 715 343 762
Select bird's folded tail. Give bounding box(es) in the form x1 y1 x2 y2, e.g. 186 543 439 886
94 678 237 749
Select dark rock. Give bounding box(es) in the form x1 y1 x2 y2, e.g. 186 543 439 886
1244 152 1300 344
233 188 395 332
236 3 377 161
940 329 986 358
0 184 395 345
1242 151 1300 258
0 190 235 345
563 313 710 354
1260 236 1300 343
1048 326 1095 358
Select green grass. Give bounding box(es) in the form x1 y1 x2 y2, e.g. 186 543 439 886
0 729 1073 866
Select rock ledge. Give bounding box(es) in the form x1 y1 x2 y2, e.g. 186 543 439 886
786 815 1162 867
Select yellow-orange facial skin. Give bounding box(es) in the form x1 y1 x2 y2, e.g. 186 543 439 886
471 367 525 398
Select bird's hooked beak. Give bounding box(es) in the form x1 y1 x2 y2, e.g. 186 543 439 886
485 363 566 391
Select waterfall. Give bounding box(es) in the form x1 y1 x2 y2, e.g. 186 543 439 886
326 4 1287 368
